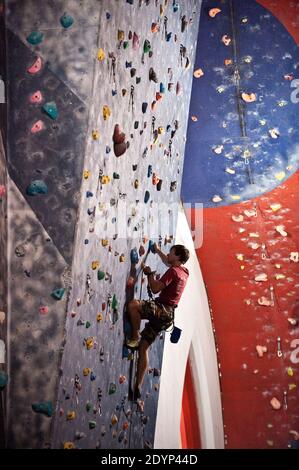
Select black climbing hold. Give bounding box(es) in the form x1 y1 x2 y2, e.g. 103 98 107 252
136 77 141 84
144 191 150 203
142 102 148 113
134 121 139 129
132 164 137 171
149 68 158 83
125 61 132 68
130 68 136 77
157 179 163 191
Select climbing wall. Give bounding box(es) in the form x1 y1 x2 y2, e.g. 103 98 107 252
4 0 201 449
182 0 299 448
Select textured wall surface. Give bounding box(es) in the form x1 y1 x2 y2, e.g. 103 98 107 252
4 0 201 449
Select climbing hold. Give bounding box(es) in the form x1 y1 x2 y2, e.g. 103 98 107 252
92 130 100 140
132 164 138 171
176 82 181 95
275 225 288 237
90 372 96 381
111 414 118 426
258 297 273 307
149 68 158 83
130 248 139 265
269 128 280 139
151 22 159 33
123 41 129 49
118 30 125 41
97 270 105 281
63 442 75 449
83 170 90 179
51 288 65 300
134 179 139 189
97 313 103 322
232 214 243 222
89 421 96 429
290 252 299 263
256 345 267 357
143 39 151 53
26 180 48 196
130 68 136 78
166 32 172 42
0 371 8 390
270 203 281 212
181 15 188 33
29 90 43 104
270 397 281 410
109 383 116 395
92 261 100 270
83 368 91 376
147 165 152 177
157 179 163 191
119 375 126 384
102 239 109 247
75 432 85 440
255 273 268 282
86 191 93 198
133 32 140 50
222 35 231 46
85 321 91 329
31 120 44 133
97 48 105 61
39 306 49 315
209 8 221 17
103 105 111 121
86 402 92 412
27 57 42 74
193 68 204 78
27 31 44 45
241 93 257 103
101 175 110 184
67 411 76 421
86 338 94 350
139 245 145 256
144 191 150 203
170 181 177 192
60 13 74 28
287 367 294 377
42 101 58 120
32 401 53 418
113 124 129 157
119 254 125 263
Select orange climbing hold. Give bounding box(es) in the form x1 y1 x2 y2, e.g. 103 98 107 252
241 92 257 103
193 68 204 78
209 8 221 17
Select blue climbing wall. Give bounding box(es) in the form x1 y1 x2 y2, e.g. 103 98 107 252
4 0 201 449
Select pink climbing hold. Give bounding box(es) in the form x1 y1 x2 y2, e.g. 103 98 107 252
133 32 140 50
31 120 44 133
29 90 43 104
0 185 6 198
39 306 49 315
27 57 43 74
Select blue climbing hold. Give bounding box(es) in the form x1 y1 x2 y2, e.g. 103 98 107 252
147 165 152 177
125 61 132 68
112 90 117 96
130 248 139 265
60 13 74 28
26 180 48 196
32 401 53 418
149 240 156 253
142 102 148 114
160 82 166 94
166 124 171 132
106 146 111 154
86 191 93 198
27 31 44 45
0 371 8 389
173 1 179 12
90 372 96 381
51 288 65 300
106 12 111 19
166 32 172 42
144 190 150 203
42 101 58 120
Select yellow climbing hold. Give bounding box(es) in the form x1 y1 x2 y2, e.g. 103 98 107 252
64 441 76 449
270 203 281 212
158 126 164 134
231 195 241 201
83 170 90 179
92 130 100 140
102 239 109 247
119 254 125 262
67 411 76 420
101 175 110 184
83 368 91 376
289 384 296 391
86 337 94 350
117 30 125 41
275 171 285 181
97 313 103 322
103 105 111 121
92 261 100 270
111 414 118 426
287 367 294 377
97 48 105 61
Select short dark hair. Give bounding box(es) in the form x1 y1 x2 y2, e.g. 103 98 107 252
171 245 190 264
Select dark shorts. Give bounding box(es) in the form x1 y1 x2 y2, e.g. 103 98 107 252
140 300 175 346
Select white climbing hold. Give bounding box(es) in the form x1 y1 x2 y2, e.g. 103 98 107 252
288 318 297 326
221 35 231 46
213 145 224 154
275 225 288 237
269 128 280 139
270 203 281 212
270 397 281 410
236 254 244 261
225 167 235 174
290 252 299 263
212 195 222 203
232 214 244 222
255 273 268 282
249 232 259 238
256 345 267 357
244 209 256 217
248 242 260 250
258 297 273 307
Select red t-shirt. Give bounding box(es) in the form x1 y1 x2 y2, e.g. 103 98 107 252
157 265 189 306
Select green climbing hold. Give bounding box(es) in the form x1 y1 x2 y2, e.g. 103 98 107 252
98 270 105 281
32 401 53 418
26 180 48 196
143 39 151 53
89 420 96 429
27 31 44 45
86 401 92 412
0 371 8 389
51 288 65 300
42 101 58 120
85 321 91 329
123 41 129 49
111 294 118 311
109 383 116 395
60 13 74 28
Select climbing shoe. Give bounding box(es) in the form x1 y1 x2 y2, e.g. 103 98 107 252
126 339 139 349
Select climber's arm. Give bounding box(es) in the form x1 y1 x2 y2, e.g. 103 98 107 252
147 274 165 294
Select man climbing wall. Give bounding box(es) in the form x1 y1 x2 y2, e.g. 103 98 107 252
127 244 190 400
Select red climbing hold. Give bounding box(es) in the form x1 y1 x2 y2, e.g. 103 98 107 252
27 57 42 74
31 120 44 133
29 90 43 104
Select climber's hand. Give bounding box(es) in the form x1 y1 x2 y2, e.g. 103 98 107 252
143 265 152 275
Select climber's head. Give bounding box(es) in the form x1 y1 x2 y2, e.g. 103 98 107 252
167 245 190 266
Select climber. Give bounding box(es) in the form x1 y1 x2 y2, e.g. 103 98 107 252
126 244 190 400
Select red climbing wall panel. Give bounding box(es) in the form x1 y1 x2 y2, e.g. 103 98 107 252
180 359 201 449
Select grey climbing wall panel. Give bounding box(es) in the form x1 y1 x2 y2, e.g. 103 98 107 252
5 0 201 449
